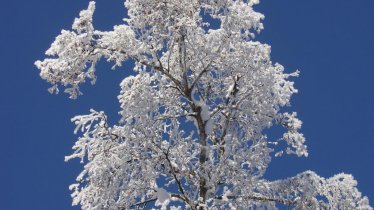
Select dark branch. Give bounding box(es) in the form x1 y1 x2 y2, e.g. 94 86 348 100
128 198 157 209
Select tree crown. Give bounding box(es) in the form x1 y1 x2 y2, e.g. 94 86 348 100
36 1 372 209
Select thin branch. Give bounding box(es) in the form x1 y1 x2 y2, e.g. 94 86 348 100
162 151 197 209
154 112 197 121
128 198 157 209
163 152 188 201
215 194 296 206
132 56 183 90
190 61 212 91
92 43 184 93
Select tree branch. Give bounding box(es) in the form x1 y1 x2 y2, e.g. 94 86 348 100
215 194 295 206
128 198 157 209
163 151 195 209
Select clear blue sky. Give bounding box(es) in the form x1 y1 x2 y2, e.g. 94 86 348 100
1 0 373 209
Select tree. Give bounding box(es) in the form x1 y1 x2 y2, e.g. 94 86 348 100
35 1 372 209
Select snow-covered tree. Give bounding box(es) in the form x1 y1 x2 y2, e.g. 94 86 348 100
35 1 372 209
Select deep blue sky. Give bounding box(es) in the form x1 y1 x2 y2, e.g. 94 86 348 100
1 0 373 209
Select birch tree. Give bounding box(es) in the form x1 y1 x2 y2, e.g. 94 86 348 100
35 1 372 209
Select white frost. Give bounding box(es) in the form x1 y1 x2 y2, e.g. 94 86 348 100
155 188 171 209
36 1 372 209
